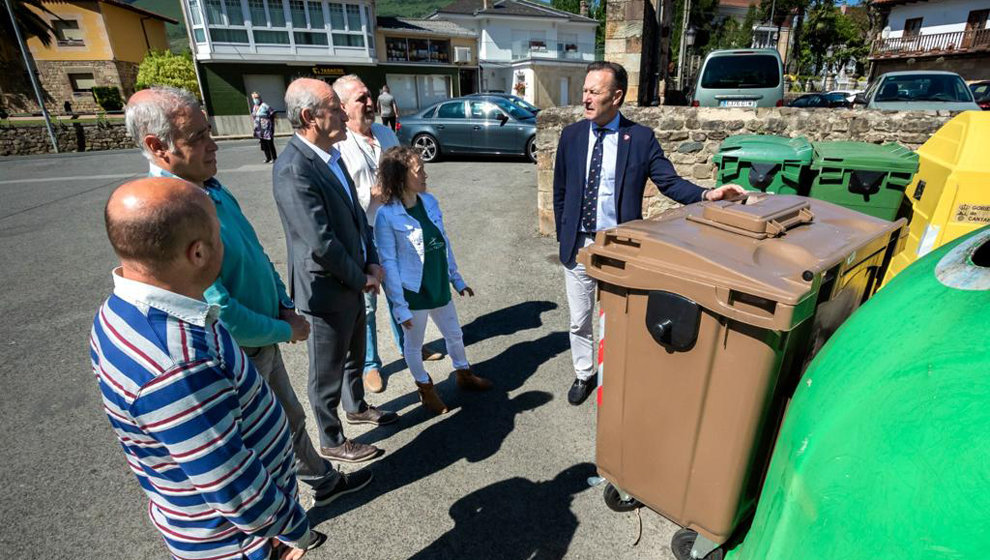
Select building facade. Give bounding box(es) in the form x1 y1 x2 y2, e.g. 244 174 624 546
429 0 598 108
376 17 478 112
869 0 990 81
11 0 174 113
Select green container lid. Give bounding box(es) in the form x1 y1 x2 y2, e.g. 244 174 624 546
716 135 813 164
810 141 919 173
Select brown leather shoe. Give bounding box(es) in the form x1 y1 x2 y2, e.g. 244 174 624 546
363 368 384 393
455 369 493 391
422 346 445 361
320 440 382 463
416 379 449 415
345 406 398 426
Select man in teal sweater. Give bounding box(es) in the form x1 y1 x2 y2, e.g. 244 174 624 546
125 86 373 508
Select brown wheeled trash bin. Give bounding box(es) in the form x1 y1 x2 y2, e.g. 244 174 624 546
578 194 906 560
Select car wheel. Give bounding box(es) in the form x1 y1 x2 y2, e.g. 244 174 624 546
413 134 440 163
526 136 537 163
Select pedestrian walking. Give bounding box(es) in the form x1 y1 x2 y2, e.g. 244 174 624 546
252 91 278 163
124 86 373 506
374 146 493 415
552 61 746 406
90 176 325 559
377 84 399 131
333 74 443 394
273 78 397 465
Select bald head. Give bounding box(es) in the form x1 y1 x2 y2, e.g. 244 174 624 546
285 77 347 148
105 177 218 274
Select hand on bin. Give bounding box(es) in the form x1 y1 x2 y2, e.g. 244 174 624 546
704 184 748 201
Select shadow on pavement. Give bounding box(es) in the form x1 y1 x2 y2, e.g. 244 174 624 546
309 330 570 526
361 301 561 445
379 299 558 383
408 462 597 560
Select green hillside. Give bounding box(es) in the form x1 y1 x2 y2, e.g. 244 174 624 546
375 0 450 18
127 0 189 52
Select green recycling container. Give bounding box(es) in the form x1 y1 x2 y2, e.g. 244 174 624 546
713 135 813 194
808 141 919 221
724 225 990 560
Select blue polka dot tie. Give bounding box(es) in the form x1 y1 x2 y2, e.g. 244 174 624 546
581 127 608 233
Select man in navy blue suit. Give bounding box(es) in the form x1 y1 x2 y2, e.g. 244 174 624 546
553 61 745 406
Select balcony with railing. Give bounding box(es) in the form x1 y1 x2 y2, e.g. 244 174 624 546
871 28 990 59
481 40 596 62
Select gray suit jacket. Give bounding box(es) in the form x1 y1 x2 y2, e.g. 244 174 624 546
273 135 379 314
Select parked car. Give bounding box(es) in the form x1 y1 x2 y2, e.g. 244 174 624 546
788 93 850 108
692 48 784 108
855 71 980 111
969 81 990 110
467 92 540 114
828 89 864 104
396 95 537 163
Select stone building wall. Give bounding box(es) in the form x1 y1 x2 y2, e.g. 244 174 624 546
535 106 955 235
0 121 132 156
35 59 123 113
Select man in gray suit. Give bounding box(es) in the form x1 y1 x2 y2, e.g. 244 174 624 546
273 78 397 464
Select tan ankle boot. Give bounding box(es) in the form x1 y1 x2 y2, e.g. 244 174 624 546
455 369 493 391
416 379 449 415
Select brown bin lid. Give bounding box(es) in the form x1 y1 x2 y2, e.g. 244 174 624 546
580 194 905 330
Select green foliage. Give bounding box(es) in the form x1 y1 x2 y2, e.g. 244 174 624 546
92 86 123 111
669 0 721 67
135 50 200 98
1 0 59 46
375 0 452 17
785 0 870 77
709 5 759 51
551 0 606 51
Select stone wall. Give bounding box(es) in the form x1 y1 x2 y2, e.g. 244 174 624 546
0 121 132 156
535 106 955 235
35 59 122 113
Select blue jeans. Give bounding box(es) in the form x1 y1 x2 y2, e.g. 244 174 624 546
364 290 404 373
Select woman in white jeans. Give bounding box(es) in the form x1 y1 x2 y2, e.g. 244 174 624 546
373 146 492 414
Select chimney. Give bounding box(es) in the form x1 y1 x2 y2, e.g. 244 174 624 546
579 0 588 16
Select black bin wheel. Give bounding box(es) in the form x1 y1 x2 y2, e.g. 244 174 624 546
671 528 725 560
602 483 641 512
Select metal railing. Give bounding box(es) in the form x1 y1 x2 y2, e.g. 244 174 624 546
871 28 990 57
480 40 596 62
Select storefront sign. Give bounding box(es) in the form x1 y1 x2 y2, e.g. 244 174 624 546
311 65 346 77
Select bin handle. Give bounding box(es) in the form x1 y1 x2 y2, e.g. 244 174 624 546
713 286 778 324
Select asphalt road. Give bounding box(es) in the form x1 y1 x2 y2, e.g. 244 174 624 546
0 140 679 560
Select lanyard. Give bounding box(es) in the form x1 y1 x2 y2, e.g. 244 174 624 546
350 132 380 175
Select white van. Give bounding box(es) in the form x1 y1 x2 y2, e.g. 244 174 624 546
691 49 785 108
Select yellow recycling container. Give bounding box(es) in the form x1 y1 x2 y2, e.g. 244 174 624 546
884 111 990 285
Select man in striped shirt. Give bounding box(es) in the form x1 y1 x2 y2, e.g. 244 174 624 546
90 176 324 559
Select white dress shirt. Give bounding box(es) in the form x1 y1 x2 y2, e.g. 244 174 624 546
335 123 400 225
585 112 621 232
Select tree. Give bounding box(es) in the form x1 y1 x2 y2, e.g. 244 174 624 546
135 50 199 98
710 5 760 51
1 0 59 47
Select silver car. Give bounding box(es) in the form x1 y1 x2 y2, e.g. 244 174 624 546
691 49 784 108
856 71 980 111
396 95 537 163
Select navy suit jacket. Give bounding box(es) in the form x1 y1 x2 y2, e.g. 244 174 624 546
552 114 706 264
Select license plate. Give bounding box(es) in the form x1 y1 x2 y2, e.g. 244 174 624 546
719 100 757 107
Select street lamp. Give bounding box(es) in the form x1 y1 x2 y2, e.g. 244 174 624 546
684 27 697 88
685 26 697 48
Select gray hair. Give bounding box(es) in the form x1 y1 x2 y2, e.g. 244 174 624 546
125 86 200 161
332 74 365 105
285 80 326 129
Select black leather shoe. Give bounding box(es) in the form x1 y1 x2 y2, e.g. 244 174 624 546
345 406 398 426
313 469 373 507
320 440 382 463
568 378 595 406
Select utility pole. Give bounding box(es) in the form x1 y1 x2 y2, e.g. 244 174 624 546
676 0 691 91
4 0 58 153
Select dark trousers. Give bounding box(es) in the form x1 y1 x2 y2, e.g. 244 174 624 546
303 294 367 448
382 115 396 131
260 138 277 161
